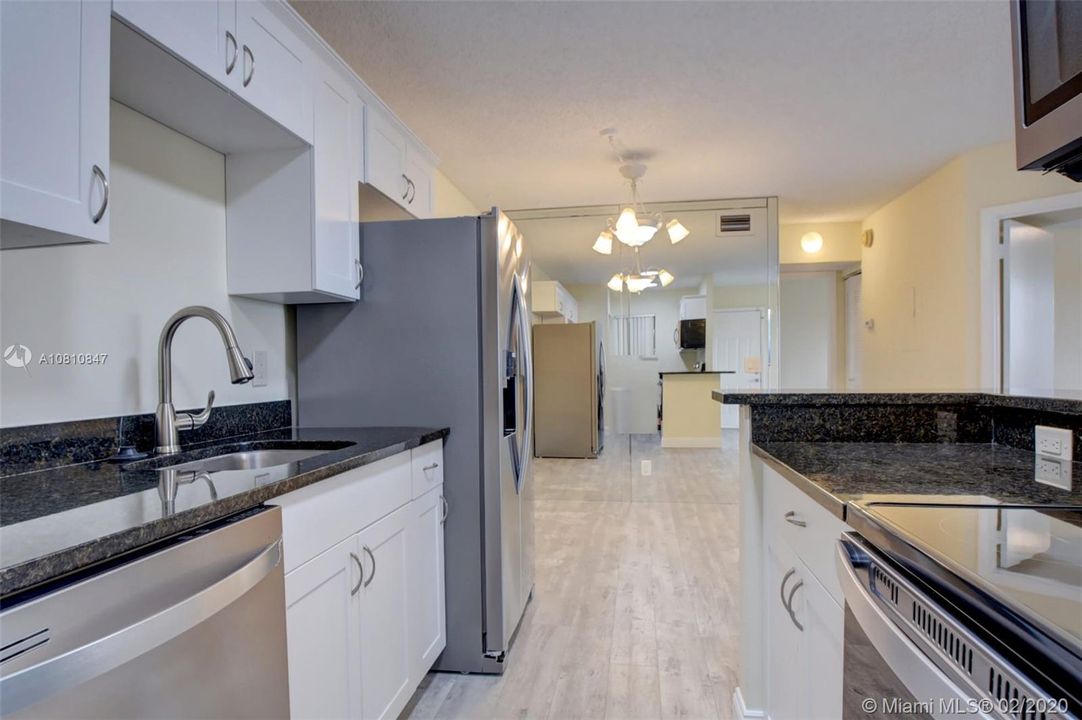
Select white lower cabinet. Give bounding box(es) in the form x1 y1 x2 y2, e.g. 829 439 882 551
762 467 846 720
357 503 413 720
409 487 447 681
279 444 446 720
285 535 362 720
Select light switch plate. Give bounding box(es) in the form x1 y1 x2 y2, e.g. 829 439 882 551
252 350 268 388
1035 425 1073 461
641 460 652 476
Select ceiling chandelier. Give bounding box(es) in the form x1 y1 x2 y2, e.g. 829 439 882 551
592 130 689 292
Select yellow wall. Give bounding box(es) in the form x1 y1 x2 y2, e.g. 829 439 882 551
780 222 862 265
859 141 1079 390
432 168 480 217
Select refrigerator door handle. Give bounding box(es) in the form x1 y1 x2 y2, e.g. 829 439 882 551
516 273 533 484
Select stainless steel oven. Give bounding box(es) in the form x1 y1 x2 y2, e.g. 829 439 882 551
1011 0 1082 179
837 502 1082 720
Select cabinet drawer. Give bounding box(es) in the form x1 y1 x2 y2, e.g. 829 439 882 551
411 441 444 499
763 466 849 605
272 451 411 572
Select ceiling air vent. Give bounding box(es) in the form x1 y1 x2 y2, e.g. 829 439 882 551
716 213 752 235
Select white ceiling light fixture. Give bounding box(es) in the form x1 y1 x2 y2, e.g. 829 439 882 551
605 248 674 294
800 231 824 254
593 129 691 254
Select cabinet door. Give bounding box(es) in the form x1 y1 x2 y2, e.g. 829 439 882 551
312 62 361 300
357 504 413 720
765 539 807 720
112 0 235 84
285 534 362 720
802 565 844 720
235 1 312 143
0 0 109 248
365 107 408 205
409 487 446 680
404 151 432 219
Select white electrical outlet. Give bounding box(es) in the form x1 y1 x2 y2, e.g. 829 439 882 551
1035 425 1073 461
641 460 652 476
252 350 268 388
1035 455 1072 490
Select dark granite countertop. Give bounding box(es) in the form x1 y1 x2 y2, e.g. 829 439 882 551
659 371 733 376
753 441 1082 519
713 390 1082 414
0 426 447 598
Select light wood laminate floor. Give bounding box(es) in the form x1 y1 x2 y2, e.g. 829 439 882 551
401 432 741 720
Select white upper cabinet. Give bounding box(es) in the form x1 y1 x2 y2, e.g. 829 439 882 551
233 1 312 144
311 62 362 300
1 0 110 249
365 107 409 204
365 105 433 219
532 281 579 323
112 0 235 85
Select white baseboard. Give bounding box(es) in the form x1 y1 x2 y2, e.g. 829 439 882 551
660 436 721 448
732 687 766 719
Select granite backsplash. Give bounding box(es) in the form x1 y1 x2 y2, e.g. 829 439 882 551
0 400 292 476
716 392 1082 456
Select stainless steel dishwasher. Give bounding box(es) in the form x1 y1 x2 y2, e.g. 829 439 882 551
0 506 290 719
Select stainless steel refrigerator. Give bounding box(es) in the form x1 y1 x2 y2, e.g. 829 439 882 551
295 210 534 674
532 322 605 458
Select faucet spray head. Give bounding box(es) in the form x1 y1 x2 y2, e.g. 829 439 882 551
227 346 255 384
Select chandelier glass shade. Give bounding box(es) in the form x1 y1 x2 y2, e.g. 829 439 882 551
592 143 690 292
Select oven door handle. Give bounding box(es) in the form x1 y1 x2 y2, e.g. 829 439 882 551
834 539 985 719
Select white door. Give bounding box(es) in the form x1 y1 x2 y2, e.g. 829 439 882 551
285 534 362 720
358 504 413 720
408 488 446 681
312 62 361 299
112 0 235 84
234 1 312 143
844 274 863 390
0 0 110 247
712 309 764 429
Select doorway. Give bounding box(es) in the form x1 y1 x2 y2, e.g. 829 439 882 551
844 273 862 390
712 308 766 429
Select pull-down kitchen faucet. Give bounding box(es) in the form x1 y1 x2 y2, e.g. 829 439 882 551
155 306 254 454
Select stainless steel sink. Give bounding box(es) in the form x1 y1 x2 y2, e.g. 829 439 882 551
162 448 337 474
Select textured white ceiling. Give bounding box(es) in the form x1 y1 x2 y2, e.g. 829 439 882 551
293 0 1014 223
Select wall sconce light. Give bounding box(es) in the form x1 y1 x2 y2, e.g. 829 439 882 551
800 231 824 254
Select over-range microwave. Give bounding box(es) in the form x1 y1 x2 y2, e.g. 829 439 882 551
677 319 706 349
1010 0 1082 181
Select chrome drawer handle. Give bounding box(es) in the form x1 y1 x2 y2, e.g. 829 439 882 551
362 545 375 587
349 552 363 596
225 30 237 74
355 259 364 289
91 165 108 224
242 45 254 87
401 174 410 200
784 511 806 528
440 496 449 524
786 580 804 632
423 462 439 472
779 567 796 610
